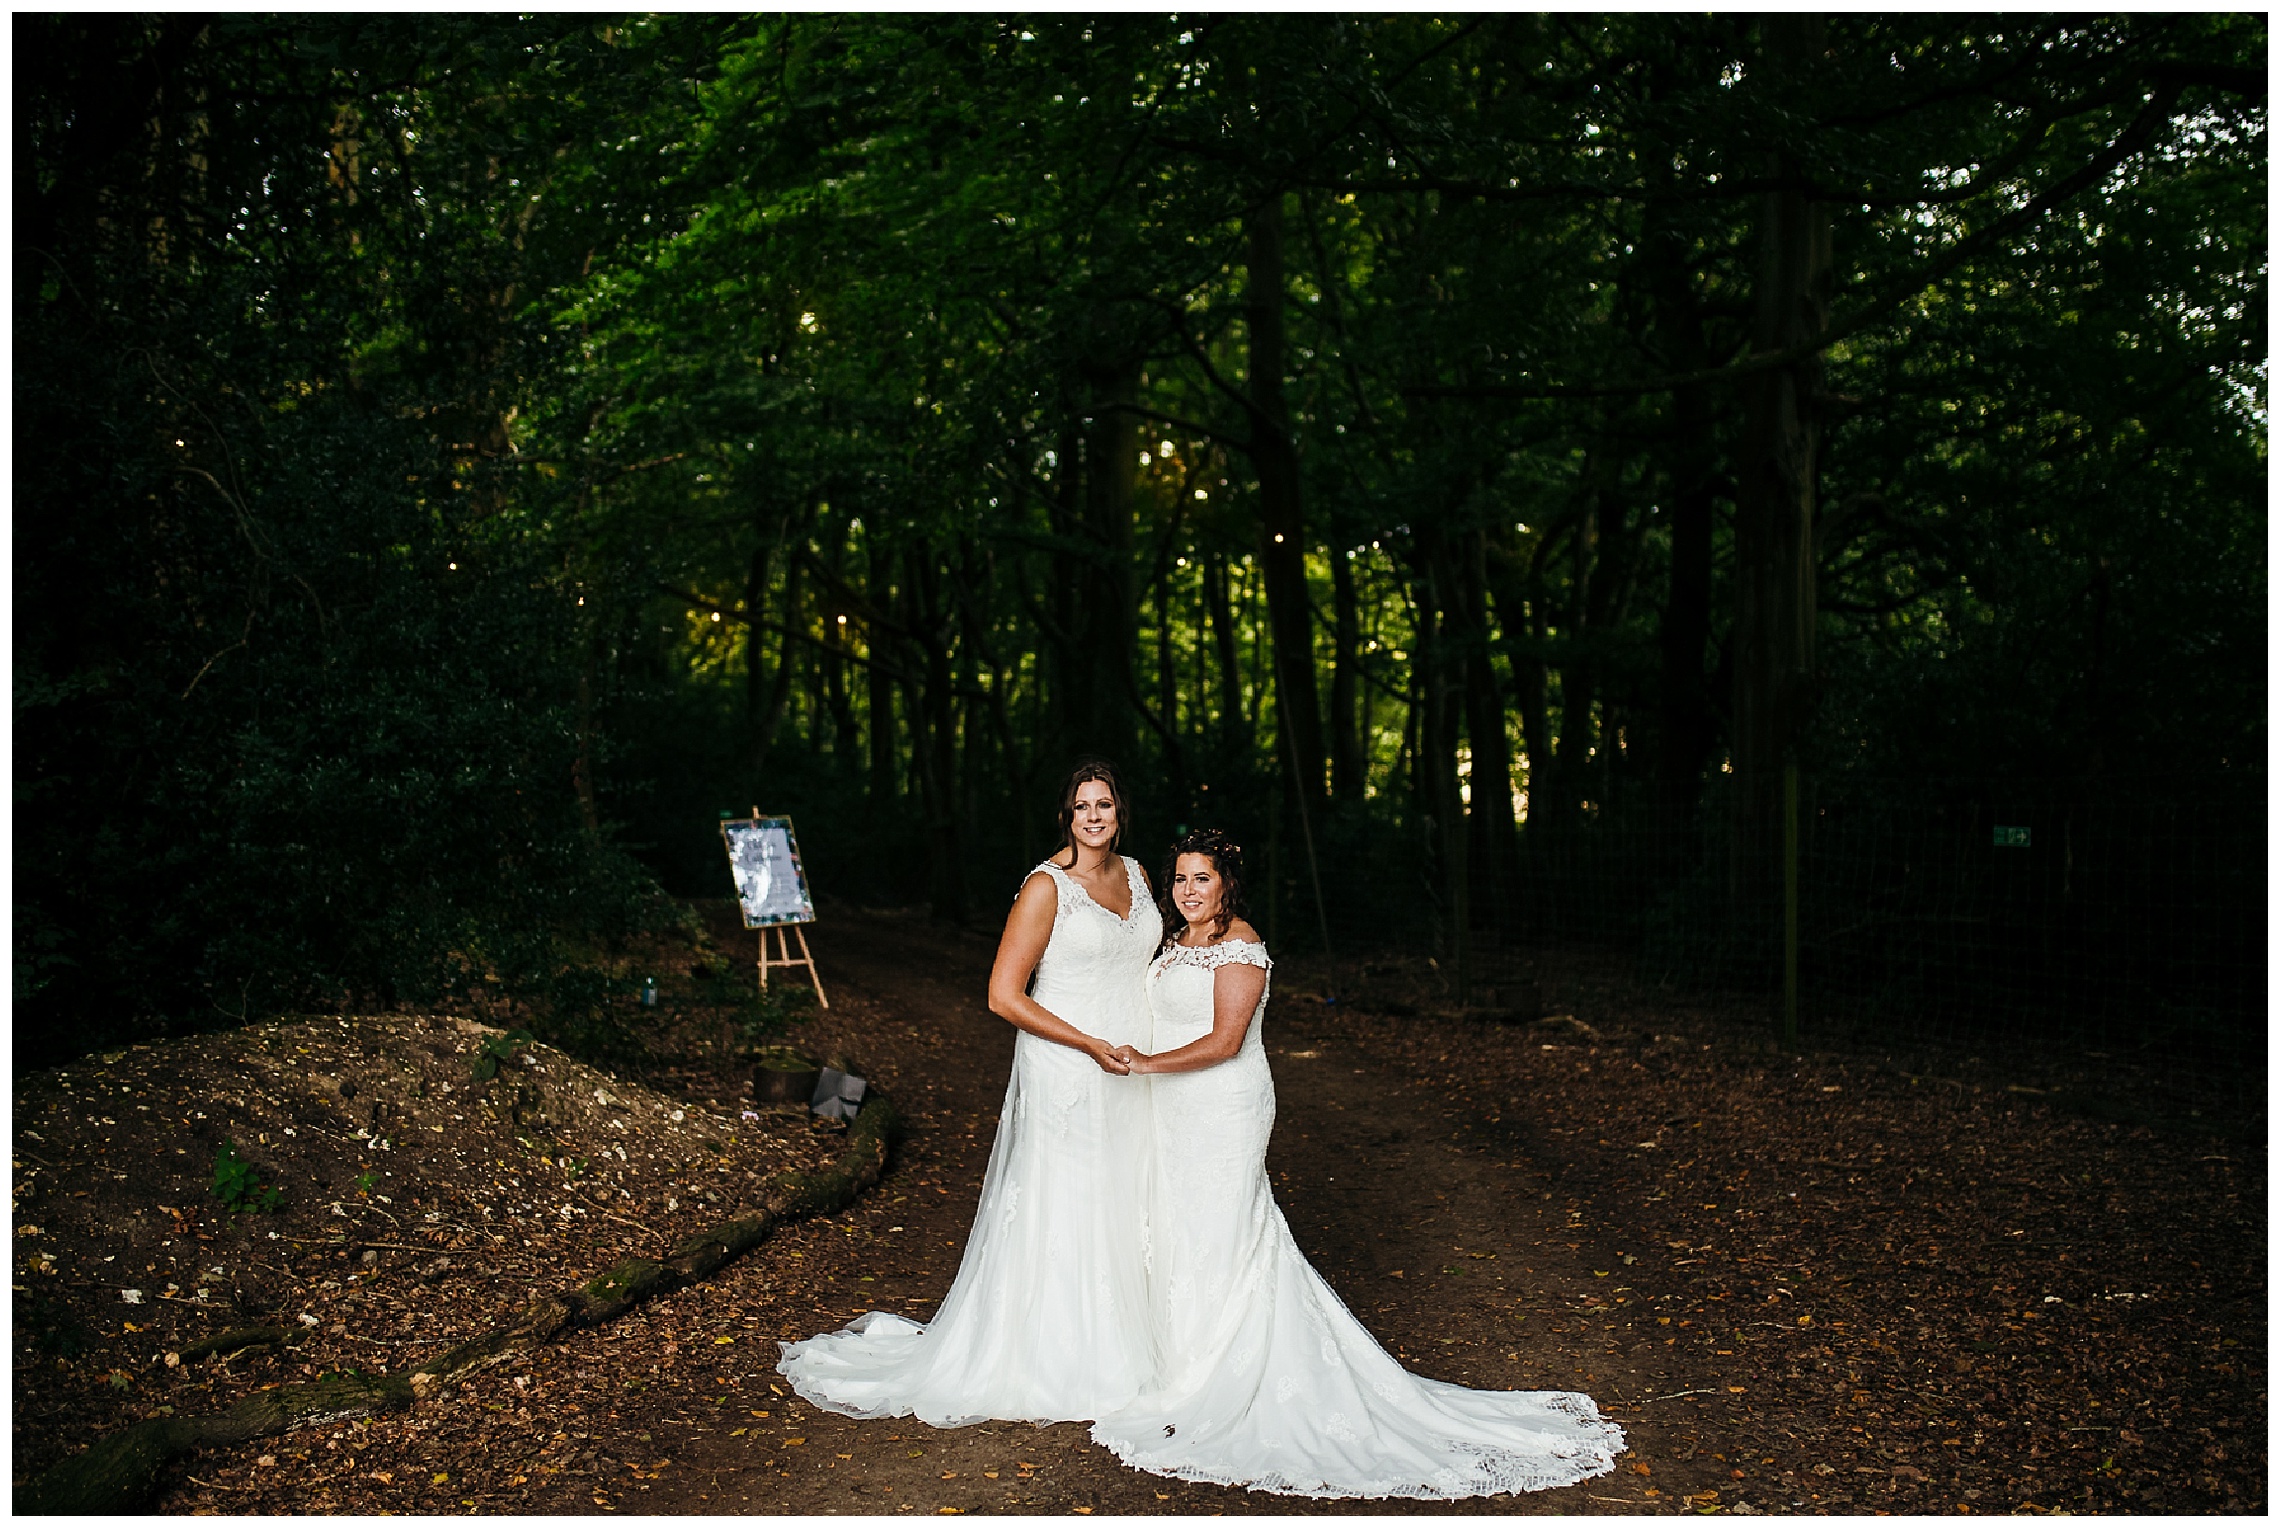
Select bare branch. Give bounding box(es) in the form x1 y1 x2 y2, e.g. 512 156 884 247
181 608 257 700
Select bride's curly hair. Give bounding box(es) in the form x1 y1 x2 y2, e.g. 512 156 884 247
1157 828 1248 951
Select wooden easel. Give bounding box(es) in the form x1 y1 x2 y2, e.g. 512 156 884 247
746 807 828 1008
758 921 828 1009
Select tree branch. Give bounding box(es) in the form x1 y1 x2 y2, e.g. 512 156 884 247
1143 295 1271 449
1409 85 2186 404
1103 400 1250 455
789 548 918 644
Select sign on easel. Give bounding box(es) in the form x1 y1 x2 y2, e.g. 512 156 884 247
719 810 828 1008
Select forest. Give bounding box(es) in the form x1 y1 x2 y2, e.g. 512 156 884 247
17 14 2266 1068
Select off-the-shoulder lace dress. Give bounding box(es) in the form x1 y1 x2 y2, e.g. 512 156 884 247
1091 936 1626 1499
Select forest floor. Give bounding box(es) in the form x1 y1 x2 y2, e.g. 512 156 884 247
13 901 2264 1515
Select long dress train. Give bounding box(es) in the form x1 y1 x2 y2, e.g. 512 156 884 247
777 855 1162 1426
1090 938 1626 1499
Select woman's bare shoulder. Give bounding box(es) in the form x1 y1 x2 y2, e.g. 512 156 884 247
1008 868 1060 919
1222 918 1263 946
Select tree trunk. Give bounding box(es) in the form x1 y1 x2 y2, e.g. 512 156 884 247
1247 191 1327 808
1644 209 1724 819
865 537 898 809
1192 560 1211 753
1411 551 1469 1000
1552 482 1601 817
1584 468 1644 802
1731 13 1832 904
1141 537 1192 806
572 639 601 837
822 626 857 763
1203 552 1248 754
1044 425 1092 757
906 550 965 923
745 542 773 732
957 653 982 892
818 519 858 761
1078 355 1142 766
889 554 962 921
1329 538 1365 801
750 544 800 792
956 543 1040 863
1483 529 1556 833
1359 599 1378 785
1455 529 1519 924
1156 556 1177 741
1404 604 1428 820
1659 409 1719 809
1244 563 1267 736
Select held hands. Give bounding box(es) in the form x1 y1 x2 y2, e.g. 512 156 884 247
1082 1041 1156 1076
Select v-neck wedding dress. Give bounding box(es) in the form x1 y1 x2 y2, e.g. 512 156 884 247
778 854 1162 1426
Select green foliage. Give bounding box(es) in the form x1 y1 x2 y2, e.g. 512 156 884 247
210 1139 282 1216
731 981 817 1050
11 15 2261 1056
555 13 2261 911
529 966 651 1066
469 1028 536 1083
14 16 705 1061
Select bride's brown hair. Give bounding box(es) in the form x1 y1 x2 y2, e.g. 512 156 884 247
1157 828 1248 951
1053 757 1131 863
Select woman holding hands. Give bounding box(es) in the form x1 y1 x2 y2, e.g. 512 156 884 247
783 789 1624 1501
1093 829 1626 1501
779 760 1161 1426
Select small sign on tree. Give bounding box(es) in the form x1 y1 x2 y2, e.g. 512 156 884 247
1992 825 2031 848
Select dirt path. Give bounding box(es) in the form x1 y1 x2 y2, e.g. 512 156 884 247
497 910 1728 1516
499 903 2269 1516
26 904 2254 1514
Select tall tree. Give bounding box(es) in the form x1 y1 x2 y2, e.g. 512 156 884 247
1729 14 1833 901
1247 193 1330 808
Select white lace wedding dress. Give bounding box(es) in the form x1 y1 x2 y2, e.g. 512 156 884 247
777 855 1162 1426
1089 938 1627 1499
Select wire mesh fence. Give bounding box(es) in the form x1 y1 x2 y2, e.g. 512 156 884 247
1257 771 2266 1120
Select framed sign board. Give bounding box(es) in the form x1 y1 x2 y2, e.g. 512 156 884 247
720 812 828 1008
721 814 817 928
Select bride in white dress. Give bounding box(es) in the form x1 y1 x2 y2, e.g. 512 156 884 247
777 761 1162 1425
1092 830 1626 1500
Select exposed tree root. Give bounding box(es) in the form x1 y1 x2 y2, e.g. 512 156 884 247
17 1087 901 1515
175 1326 295 1365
